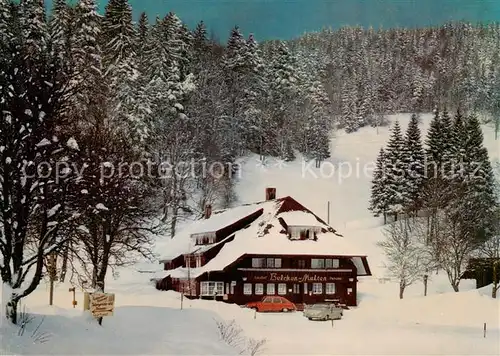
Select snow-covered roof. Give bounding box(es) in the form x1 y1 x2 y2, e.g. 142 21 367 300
159 201 275 260
163 196 369 279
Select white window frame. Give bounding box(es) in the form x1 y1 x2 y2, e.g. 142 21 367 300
311 259 325 269
326 283 335 294
266 283 275 295
255 283 264 295
200 281 224 296
278 283 287 295
275 258 282 268
243 283 252 295
252 258 264 268
196 255 202 268
332 259 339 268
312 283 323 294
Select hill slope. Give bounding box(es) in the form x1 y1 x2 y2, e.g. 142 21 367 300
2 113 499 355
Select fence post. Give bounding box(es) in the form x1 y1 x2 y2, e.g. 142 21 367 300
484 322 486 338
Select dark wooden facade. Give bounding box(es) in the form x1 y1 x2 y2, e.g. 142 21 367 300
157 253 369 307
461 258 500 289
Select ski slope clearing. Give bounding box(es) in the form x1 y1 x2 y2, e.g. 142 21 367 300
1 113 499 355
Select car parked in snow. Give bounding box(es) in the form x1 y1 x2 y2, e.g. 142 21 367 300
245 296 296 312
303 303 343 321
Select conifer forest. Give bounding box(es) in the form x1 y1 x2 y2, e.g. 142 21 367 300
0 0 499 325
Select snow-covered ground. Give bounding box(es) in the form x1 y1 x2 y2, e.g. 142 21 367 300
1 113 499 355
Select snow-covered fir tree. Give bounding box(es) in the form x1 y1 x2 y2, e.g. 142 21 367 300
369 148 390 222
265 41 302 160
401 113 425 211
384 121 406 218
304 79 331 163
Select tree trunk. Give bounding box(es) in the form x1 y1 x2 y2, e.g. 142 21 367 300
399 282 405 299
59 241 70 282
423 274 428 296
492 263 498 299
171 205 178 238
451 281 459 292
6 295 19 325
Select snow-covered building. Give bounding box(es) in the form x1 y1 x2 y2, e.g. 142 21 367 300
156 188 371 307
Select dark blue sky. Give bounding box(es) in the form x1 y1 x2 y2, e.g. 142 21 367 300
48 0 500 42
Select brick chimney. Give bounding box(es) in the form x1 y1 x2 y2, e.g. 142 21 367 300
204 204 212 219
265 187 276 201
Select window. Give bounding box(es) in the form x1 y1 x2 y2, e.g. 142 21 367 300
311 259 325 269
312 258 340 269
230 281 236 294
272 297 282 304
252 258 265 268
200 282 224 296
278 283 287 295
326 283 335 294
263 296 273 303
325 259 339 268
266 283 275 295
293 284 300 294
252 257 281 268
312 283 323 294
298 260 306 269
196 255 202 268
304 282 308 294
243 283 252 295
255 283 264 295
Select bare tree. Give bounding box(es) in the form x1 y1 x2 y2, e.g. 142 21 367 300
378 219 427 299
68 124 156 325
430 208 481 292
475 207 500 298
477 234 500 298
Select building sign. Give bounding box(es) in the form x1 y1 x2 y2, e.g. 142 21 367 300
252 272 344 283
89 293 115 317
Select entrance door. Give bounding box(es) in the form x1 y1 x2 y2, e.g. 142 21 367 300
291 283 303 304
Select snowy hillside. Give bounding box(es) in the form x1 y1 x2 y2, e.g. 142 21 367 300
2 113 499 355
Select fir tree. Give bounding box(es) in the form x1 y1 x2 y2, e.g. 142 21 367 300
341 77 358 133
425 109 445 178
72 0 105 117
101 0 136 68
224 26 247 72
136 11 149 74
304 79 331 163
369 147 390 223
402 113 425 211
461 114 497 224
193 20 207 50
49 0 70 54
385 121 406 218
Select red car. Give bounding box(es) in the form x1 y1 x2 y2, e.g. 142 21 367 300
245 296 296 312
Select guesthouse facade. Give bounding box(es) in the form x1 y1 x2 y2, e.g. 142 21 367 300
156 189 371 308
